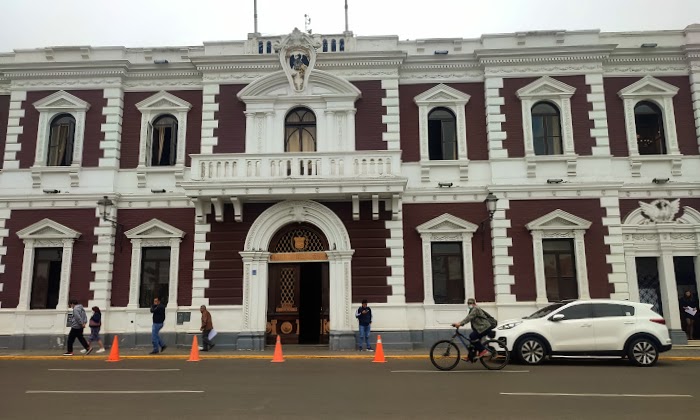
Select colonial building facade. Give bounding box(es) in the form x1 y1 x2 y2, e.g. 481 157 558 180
0 25 699 350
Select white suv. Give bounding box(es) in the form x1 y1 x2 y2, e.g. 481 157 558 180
495 300 672 367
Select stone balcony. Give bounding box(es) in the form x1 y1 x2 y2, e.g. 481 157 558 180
182 150 407 222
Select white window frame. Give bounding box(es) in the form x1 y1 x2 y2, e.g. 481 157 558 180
617 75 682 177
16 218 81 311
414 84 471 182
32 91 91 188
125 219 185 309
516 76 577 178
416 213 478 305
135 91 192 187
526 209 592 304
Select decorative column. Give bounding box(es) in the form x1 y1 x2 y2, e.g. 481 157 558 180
244 111 256 152
346 109 356 150
385 220 406 305
657 230 685 344
100 87 124 167
238 251 270 350
531 231 548 304
600 196 629 300
491 198 515 303
17 240 35 311
585 73 611 156
200 83 220 154
324 110 335 151
326 250 355 350
90 206 117 309
3 89 26 169
381 79 401 150
127 239 142 309
484 77 508 159
624 251 640 302
191 221 211 307
0 207 10 308
265 111 274 153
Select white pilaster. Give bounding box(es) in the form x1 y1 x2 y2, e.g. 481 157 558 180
99 87 123 167
690 70 700 153
385 220 405 304
3 90 26 169
492 198 515 303
484 77 508 159
191 222 211 307
600 196 629 300
200 83 220 154
90 207 116 308
0 206 10 306
381 79 400 150
658 253 682 330
585 73 611 156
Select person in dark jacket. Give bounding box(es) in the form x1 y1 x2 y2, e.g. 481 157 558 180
200 305 215 352
150 297 167 354
64 298 92 356
355 299 373 351
453 298 493 359
680 290 699 340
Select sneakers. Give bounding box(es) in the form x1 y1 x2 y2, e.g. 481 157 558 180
476 349 490 359
80 349 87 354
160 345 167 353
149 350 159 355
96 348 105 354
62 352 73 356
367 348 374 352
85 347 93 355
209 344 215 351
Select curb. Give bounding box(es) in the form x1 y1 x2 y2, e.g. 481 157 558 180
1 355 699 361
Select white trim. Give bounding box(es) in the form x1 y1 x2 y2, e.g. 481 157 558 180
417 213 478 305
134 91 192 187
31 91 91 188
526 209 592 303
617 76 682 176
124 219 185 309
516 76 577 178
16 219 81 311
414 84 471 182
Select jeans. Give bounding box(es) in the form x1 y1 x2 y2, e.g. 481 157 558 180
67 327 89 353
358 324 371 350
202 329 212 350
152 323 165 352
469 329 491 352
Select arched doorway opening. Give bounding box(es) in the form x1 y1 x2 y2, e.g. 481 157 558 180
266 223 330 345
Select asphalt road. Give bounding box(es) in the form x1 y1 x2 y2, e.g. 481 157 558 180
1 358 698 420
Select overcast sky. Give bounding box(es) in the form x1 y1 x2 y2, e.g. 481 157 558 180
1 0 699 52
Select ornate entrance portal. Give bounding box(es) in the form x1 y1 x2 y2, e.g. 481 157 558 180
266 223 330 345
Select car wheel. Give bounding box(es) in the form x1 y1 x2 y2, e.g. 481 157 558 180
517 337 547 365
627 337 659 367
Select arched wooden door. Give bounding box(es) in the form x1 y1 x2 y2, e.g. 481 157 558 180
266 223 330 345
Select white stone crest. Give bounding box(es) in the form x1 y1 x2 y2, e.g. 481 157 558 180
639 199 681 224
275 28 321 93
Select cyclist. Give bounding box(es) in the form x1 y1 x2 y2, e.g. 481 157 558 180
452 298 494 359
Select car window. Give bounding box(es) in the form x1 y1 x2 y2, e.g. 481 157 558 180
525 303 566 319
593 303 635 318
557 304 593 320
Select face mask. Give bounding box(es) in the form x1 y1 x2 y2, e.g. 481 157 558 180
468 305 475 310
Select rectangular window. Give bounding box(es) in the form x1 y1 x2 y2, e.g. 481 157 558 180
542 239 578 302
30 247 62 310
139 247 171 308
431 242 464 304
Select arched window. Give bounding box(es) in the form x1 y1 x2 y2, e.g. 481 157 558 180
531 102 562 155
266 41 272 54
47 114 76 166
285 108 316 152
150 114 178 166
634 101 666 155
322 39 328 52
428 108 457 160
331 39 337 52
258 41 263 54
339 39 345 51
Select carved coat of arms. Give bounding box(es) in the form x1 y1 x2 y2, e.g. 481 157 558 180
639 199 681 224
275 28 321 93
293 236 307 250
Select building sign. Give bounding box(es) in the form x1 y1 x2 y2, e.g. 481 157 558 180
269 252 328 262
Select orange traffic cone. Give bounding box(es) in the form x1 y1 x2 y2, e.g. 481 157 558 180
106 335 120 362
372 335 386 363
271 335 285 363
187 335 201 362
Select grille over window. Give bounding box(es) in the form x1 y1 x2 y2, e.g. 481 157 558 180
272 226 327 253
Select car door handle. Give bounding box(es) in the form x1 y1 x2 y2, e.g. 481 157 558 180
581 323 593 327
624 321 635 325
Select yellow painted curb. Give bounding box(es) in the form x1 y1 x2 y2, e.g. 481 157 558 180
0 355 698 361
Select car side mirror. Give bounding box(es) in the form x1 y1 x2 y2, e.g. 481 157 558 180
550 314 565 322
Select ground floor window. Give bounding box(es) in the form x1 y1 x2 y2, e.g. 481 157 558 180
30 247 63 310
139 247 171 308
431 242 464 304
543 239 578 302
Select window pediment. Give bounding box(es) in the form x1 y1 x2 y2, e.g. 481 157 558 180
33 91 90 112
617 76 679 99
517 76 576 99
125 219 185 240
237 70 361 101
16 218 81 240
526 209 591 231
417 213 478 234
136 91 192 112
413 84 471 106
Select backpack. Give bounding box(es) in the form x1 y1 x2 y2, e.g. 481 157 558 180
481 310 498 329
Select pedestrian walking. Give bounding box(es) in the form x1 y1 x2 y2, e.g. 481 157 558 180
200 305 215 351
355 299 373 351
81 306 105 354
63 298 92 356
150 297 167 354
680 290 699 340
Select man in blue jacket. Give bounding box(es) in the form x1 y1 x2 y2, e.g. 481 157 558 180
355 299 373 351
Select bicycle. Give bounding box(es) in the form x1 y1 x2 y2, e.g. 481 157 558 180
429 327 510 371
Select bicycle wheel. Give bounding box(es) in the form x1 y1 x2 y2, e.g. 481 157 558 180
479 339 510 370
429 340 460 371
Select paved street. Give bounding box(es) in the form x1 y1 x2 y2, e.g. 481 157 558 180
1 357 698 420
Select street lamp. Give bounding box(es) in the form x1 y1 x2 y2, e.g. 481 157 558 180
97 195 124 252
480 192 499 250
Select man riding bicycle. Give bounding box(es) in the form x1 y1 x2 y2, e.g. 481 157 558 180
452 298 495 359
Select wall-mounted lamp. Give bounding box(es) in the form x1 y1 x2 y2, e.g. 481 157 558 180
641 43 658 48
438 182 453 188
150 188 166 193
42 189 60 194
97 195 124 252
434 50 449 55
546 179 564 184
652 177 670 184
479 192 499 251
153 59 169 64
